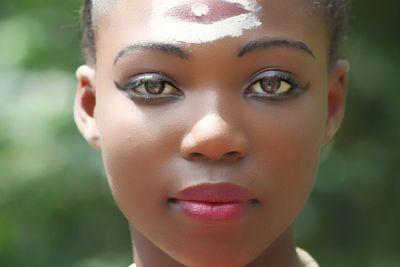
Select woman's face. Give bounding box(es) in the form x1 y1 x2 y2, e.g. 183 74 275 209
76 0 347 266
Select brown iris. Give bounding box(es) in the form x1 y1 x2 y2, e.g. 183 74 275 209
260 78 283 94
145 81 165 95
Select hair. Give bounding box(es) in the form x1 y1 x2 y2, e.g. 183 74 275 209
81 0 95 65
80 0 350 66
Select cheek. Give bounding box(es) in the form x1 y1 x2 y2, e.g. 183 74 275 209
94 86 180 220
249 88 327 220
93 75 328 257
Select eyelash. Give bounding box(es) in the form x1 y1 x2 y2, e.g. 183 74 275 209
244 70 310 101
115 71 309 103
115 73 183 103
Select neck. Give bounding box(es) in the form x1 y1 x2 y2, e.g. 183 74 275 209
130 225 302 267
244 227 302 267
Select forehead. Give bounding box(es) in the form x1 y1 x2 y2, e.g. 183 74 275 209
92 0 320 20
93 0 322 34
92 0 325 15
93 0 328 65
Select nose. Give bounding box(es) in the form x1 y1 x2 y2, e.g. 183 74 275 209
180 113 250 161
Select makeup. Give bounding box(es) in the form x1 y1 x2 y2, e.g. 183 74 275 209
170 183 258 221
92 0 118 17
151 0 262 44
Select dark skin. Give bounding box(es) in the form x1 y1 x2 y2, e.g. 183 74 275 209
75 0 349 266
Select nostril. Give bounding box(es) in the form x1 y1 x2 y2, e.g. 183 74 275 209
223 151 242 160
188 151 242 161
180 114 251 161
190 152 205 159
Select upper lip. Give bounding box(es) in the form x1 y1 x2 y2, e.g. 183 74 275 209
171 183 257 203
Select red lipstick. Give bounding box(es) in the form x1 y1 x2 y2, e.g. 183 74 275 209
171 183 258 221
166 0 248 24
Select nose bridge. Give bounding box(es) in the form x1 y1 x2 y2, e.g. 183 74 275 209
192 113 232 141
180 108 250 161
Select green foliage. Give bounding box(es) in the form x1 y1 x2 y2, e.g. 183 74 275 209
1 1 399 266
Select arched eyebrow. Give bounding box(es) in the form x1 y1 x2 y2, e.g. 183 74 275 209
114 38 315 65
238 37 316 59
114 42 190 65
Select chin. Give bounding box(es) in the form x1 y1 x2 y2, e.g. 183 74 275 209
174 253 253 267
163 238 266 267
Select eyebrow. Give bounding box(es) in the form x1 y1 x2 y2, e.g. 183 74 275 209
114 42 190 65
114 38 315 65
237 38 316 59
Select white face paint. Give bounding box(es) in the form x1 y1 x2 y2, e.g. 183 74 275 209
151 0 262 44
92 0 118 20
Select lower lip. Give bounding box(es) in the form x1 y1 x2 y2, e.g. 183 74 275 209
176 200 251 221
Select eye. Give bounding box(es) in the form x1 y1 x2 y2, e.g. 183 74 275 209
135 80 177 95
115 73 182 103
245 70 309 101
250 77 292 94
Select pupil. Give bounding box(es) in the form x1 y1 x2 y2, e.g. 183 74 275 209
145 81 165 95
261 78 281 93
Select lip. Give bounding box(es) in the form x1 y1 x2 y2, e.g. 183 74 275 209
166 0 249 24
170 183 258 221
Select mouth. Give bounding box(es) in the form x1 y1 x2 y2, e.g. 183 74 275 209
169 183 259 221
165 0 249 24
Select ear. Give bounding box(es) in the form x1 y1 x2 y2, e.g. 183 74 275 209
74 65 101 149
323 59 350 146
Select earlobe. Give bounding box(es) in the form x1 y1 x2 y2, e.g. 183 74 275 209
324 59 350 146
74 65 101 150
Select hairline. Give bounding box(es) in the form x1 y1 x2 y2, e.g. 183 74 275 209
82 0 349 65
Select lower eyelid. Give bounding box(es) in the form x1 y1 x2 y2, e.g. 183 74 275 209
245 82 309 100
125 90 181 102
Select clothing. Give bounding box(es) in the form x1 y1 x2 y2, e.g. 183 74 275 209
129 247 319 267
296 248 320 267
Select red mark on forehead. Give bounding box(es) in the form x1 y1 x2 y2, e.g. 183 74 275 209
166 0 248 24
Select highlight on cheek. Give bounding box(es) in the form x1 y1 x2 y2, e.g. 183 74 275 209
151 0 262 44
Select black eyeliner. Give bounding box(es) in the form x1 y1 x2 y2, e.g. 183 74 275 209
116 73 175 91
114 73 182 103
245 70 310 101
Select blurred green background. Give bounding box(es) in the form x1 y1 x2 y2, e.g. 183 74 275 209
0 1 399 267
